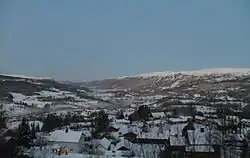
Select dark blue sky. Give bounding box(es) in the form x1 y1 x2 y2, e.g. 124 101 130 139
1 0 250 81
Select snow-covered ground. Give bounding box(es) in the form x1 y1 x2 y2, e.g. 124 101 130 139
11 92 52 108
195 105 217 113
3 103 28 116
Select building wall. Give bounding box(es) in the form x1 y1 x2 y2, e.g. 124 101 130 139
116 150 133 157
49 141 82 153
185 152 220 158
95 145 107 154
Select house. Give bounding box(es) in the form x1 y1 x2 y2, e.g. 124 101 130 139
93 137 111 154
183 124 221 158
117 126 138 141
135 124 169 144
168 134 185 158
46 129 84 153
167 124 186 158
81 130 91 142
107 126 119 133
114 139 133 157
123 132 137 141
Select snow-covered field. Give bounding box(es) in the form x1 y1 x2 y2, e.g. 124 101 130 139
11 92 52 108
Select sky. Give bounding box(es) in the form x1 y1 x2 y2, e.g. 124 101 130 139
0 0 250 81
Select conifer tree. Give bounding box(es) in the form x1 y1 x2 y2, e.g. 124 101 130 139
31 122 36 139
0 110 6 132
94 110 109 133
17 118 32 148
0 110 7 157
116 110 125 119
35 123 40 132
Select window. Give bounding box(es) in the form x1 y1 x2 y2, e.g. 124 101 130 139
172 151 181 158
200 128 204 133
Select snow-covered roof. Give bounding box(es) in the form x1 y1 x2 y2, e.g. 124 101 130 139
110 123 127 130
117 126 139 136
115 139 131 151
82 130 91 137
170 123 187 135
115 119 130 124
51 144 61 149
137 124 169 139
170 135 185 146
93 138 111 150
169 123 187 146
47 129 82 143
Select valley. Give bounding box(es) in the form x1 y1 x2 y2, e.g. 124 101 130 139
1 68 250 158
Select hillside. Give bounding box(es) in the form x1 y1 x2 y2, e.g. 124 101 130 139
0 74 114 117
2 68 250 117
84 68 250 109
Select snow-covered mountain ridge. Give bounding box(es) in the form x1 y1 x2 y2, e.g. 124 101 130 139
83 68 250 111
117 68 250 79
85 68 250 92
0 73 52 80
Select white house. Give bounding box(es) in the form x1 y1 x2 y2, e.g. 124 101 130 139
47 129 84 153
185 126 215 153
93 137 111 154
114 139 133 157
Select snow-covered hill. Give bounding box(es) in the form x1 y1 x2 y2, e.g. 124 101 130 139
113 68 250 79
0 73 52 80
86 68 250 89
2 68 250 117
84 68 250 108
0 74 115 117
136 68 250 78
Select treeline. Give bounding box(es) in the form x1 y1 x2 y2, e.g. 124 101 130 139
41 113 86 132
37 96 76 102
